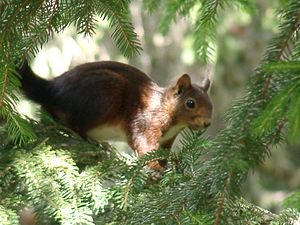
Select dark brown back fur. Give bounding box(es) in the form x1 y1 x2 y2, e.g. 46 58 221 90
20 61 155 135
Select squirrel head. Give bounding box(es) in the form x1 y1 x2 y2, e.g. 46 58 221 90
167 74 213 129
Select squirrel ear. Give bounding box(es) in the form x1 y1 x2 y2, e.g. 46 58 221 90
175 74 191 94
202 78 210 92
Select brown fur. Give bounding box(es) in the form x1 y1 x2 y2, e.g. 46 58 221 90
19 61 213 171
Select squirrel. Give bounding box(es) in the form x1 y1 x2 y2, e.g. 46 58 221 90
18 60 212 172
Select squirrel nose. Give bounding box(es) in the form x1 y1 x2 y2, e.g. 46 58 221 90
202 118 211 128
193 117 212 129
204 121 211 128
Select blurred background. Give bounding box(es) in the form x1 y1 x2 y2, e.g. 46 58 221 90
17 0 300 214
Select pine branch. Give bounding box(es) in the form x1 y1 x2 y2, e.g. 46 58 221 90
143 0 162 14
261 0 300 96
0 58 36 145
74 0 98 36
210 1 300 223
287 87 300 142
284 191 300 211
121 163 145 209
0 0 142 144
193 0 221 63
0 1 299 224
125 1 300 224
93 0 142 58
0 205 19 225
213 171 232 225
230 0 256 15
0 56 9 110
252 79 299 137
20 0 60 58
193 0 254 62
79 166 112 215
159 0 196 35
228 199 300 225
120 149 171 209
263 61 300 72
12 143 94 224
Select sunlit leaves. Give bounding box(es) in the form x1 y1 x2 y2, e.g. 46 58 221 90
0 63 36 145
77 0 142 58
253 61 300 144
284 191 300 211
143 0 162 14
151 0 256 63
288 88 300 143
263 62 300 73
159 0 196 35
0 132 117 225
253 79 300 144
134 0 300 223
0 0 300 224
0 205 19 225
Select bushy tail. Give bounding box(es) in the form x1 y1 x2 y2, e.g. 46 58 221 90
18 60 52 105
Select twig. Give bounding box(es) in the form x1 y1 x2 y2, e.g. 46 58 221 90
213 171 233 225
0 49 9 109
173 213 182 225
261 12 300 97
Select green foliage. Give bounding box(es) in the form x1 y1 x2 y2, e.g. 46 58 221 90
0 0 300 224
158 0 196 35
93 0 142 58
124 0 300 224
253 60 300 143
0 0 141 144
284 192 300 211
270 209 300 225
253 78 300 143
0 120 127 224
0 118 186 224
0 205 19 225
148 0 256 63
263 62 300 73
251 0 300 145
0 66 36 145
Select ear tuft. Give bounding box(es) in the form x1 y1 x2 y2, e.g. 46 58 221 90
175 74 191 94
202 78 210 92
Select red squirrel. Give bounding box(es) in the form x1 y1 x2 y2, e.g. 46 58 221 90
18 60 212 171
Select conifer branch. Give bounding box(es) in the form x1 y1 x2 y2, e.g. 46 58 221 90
262 10 300 96
0 205 19 225
122 152 169 208
213 171 232 225
102 1 142 58
0 1 299 224
122 165 143 209
266 120 285 146
143 0 162 14
212 5 300 216
0 2 22 52
173 213 182 225
159 0 196 34
126 1 300 223
0 60 8 110
20 0 59 60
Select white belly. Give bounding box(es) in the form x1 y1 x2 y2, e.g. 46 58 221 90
159 123 186 143
86 123 186 145
86 124 127 142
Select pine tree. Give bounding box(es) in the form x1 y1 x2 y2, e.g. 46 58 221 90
0 0 300 224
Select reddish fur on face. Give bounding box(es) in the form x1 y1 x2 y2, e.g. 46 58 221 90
19 61 213 172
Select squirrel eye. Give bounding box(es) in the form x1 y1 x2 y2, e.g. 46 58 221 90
186 99 195 109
